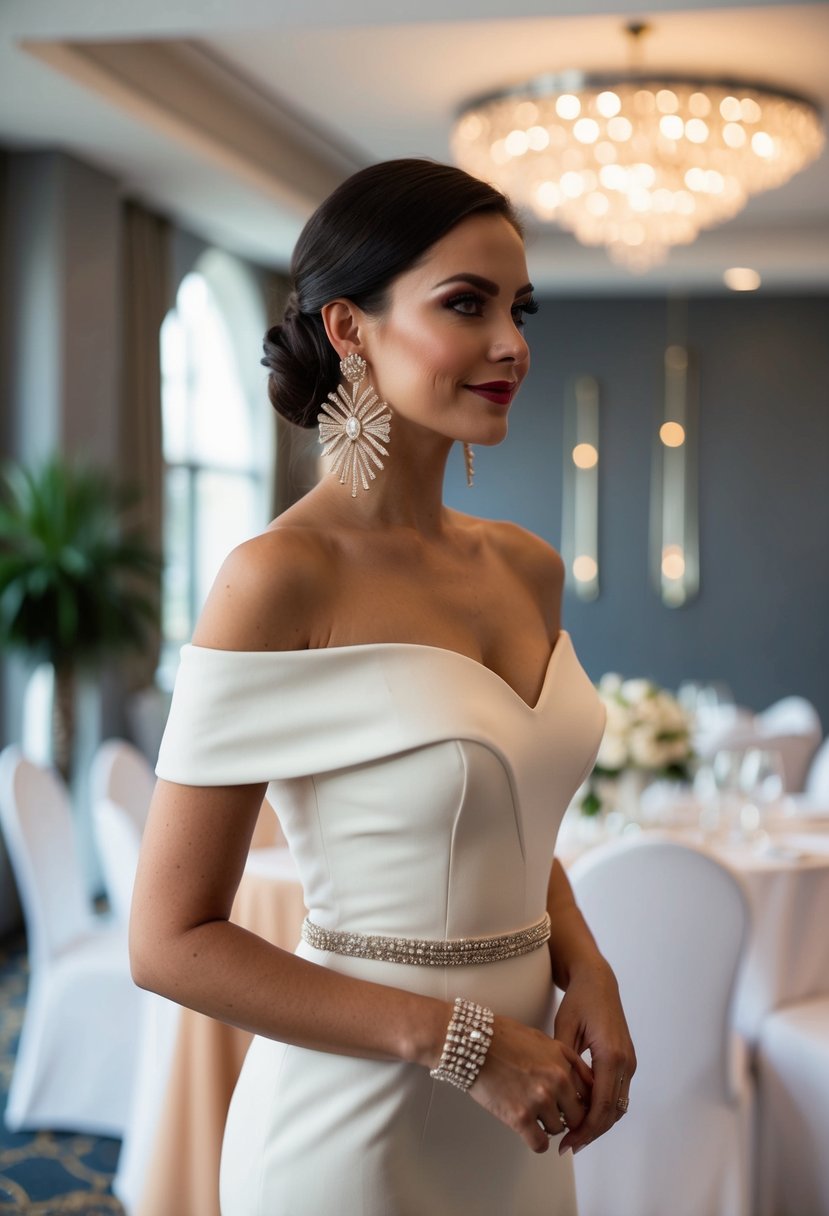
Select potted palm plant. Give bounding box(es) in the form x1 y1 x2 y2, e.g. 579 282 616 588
0 455 163 783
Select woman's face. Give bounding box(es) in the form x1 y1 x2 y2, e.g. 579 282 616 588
361 212 534 447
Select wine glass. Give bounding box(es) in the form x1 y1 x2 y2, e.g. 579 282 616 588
694 748 743 839
737 747 787 846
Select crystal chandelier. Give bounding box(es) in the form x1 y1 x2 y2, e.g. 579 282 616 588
452 40 824 271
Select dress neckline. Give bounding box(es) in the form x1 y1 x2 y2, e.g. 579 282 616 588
184 630 569 715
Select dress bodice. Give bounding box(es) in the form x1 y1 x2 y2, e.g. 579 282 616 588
155 630 606 940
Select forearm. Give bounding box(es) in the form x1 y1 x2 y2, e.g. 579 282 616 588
130 917 452 1071
546 858 610 990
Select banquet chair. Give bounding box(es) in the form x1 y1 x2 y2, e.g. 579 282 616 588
692 708 757 764
753 696 822 793
755 995 829 1216
91 796 142 926
0 745 141 1136
89 737 155 835
569 836 751 1216
803 736 829 803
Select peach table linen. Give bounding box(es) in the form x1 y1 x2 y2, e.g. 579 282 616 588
136 802 305 1216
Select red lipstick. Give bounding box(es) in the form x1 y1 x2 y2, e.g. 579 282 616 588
464 381 517 406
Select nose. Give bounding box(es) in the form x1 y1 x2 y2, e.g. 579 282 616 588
491 319 530 365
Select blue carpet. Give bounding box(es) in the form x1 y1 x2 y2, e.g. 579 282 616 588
0 932 125 1214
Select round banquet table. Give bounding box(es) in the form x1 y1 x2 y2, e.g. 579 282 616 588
556 810 829 1045
132 846 307 1216
132 812 829 1216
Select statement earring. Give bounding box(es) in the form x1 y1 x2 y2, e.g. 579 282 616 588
317 354 392 497
463 442 475 488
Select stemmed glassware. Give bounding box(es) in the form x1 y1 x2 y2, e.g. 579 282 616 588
736 747 787 845
695 746 786 847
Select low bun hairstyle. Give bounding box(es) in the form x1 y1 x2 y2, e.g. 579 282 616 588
262 159 522 428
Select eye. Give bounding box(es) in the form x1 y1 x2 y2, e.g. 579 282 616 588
445 291 486 317
512 297 540 327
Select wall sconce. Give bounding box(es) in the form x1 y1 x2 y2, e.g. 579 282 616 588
562 375 600 601
649 344 700 606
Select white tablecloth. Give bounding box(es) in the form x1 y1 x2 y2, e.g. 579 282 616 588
557 807 829 1045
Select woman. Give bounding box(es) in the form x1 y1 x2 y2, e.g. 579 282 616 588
130 158 635 1216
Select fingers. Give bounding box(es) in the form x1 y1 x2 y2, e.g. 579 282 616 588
529 1058 592 1153
560 1054 629 1155
470 1016 601 1155
514 1065 592 1155
614 1071 631 1123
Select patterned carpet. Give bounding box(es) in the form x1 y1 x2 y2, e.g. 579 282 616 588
0 932 125 1214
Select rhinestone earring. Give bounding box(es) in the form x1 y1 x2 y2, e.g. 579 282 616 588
317 354 392 497
463 442 475 488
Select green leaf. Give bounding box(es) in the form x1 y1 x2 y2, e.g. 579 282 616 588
581 789 602 816
0 455 162 665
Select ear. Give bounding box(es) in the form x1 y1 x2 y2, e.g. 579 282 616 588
320 299 364 361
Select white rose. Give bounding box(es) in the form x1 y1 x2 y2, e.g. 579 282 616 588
652 694 689 731
628 726 665 769
599 672 623 694
596 732 628 770
621 678 653 705
662 736 692 764
603 697 630 735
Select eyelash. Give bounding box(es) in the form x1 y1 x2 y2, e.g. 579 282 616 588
444 291 540 327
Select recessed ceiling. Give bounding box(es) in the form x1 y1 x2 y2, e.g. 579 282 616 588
2 0 828 292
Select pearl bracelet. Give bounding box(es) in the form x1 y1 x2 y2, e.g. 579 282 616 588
430 997 495 1092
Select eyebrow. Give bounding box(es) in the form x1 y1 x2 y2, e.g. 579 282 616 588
433 273 534 298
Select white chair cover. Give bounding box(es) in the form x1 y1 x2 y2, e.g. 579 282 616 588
693 706 757 760
89 738 155 834
758 696 822 738
755 995 829 1216
569 836 752 1216
754 697 822 793
20 661 56 767
91 797 142 926
804 736 829 804
0 745 141 1136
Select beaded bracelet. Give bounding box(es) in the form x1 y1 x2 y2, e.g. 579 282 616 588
430 997 495 1091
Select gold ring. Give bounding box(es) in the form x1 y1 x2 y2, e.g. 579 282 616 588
616 1096 630 1113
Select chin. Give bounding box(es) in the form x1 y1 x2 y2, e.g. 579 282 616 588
469 417 510 447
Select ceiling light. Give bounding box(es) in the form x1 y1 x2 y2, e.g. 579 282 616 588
723 267 762 291
451 28 824 272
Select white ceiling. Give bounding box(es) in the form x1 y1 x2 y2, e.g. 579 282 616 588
2 0 828 292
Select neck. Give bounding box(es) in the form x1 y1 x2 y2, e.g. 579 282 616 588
313 417 458 536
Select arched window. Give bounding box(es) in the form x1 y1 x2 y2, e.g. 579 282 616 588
158 252 272 683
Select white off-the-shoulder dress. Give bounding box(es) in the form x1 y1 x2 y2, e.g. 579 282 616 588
155 628 606 1216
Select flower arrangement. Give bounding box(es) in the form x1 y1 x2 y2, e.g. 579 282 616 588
580 674 695 816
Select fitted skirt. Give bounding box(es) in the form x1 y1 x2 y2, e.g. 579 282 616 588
219 942 578 1216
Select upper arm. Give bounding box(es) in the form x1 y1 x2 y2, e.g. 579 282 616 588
130 776 268 981
130 529 328 974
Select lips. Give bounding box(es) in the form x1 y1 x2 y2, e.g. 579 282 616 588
464 381 518 406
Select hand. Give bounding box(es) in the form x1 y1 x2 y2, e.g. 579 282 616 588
553 957 636 1155
468 1015 595 1154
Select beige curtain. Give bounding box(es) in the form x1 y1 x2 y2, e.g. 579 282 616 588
119 201 171 693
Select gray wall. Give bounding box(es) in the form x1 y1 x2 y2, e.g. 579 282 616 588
446 294 829 728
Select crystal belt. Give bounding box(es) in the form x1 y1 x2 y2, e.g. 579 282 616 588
300 912 551 966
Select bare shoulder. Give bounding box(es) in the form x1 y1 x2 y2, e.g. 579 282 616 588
480 518 564 589
462 515 564 631
190 526 333 652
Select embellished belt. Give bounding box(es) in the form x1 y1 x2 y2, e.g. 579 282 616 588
300 912 551 966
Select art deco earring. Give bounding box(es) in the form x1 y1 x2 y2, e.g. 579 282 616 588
463 442 475 488
317 354 392 497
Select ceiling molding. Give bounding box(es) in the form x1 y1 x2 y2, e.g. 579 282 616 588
21 38 358 217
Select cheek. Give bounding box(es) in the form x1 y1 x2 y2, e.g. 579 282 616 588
388 318 476 387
